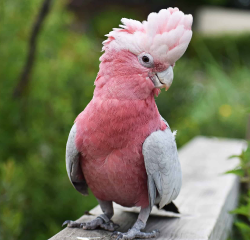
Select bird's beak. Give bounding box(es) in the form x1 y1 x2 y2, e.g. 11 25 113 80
150 66 174 91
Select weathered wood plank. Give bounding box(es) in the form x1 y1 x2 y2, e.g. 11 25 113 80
49 136 245 240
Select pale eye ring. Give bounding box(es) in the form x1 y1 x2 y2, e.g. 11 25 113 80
138 53 154 68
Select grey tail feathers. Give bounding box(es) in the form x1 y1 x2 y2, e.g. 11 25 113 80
156 201 180 214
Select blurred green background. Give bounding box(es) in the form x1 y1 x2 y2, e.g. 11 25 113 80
0 0 250 240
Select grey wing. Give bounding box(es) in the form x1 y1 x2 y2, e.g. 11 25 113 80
66 123 88 195
142 120 182 210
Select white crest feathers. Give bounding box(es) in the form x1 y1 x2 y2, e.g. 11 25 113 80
102 7 193 65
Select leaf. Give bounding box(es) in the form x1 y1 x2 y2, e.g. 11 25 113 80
225 168 244 177
235 221 250 240
230 206 250 218
235 221 250 231
228 154 242 160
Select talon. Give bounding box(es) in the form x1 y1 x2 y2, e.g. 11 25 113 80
110 231 118 237
62 220 72 227
81 223 87 229
80 223 85 228
111 231 119 237
116 234 123 240
153 229 160 236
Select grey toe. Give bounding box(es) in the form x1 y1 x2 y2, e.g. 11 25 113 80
62 220 72 227
112 229 160 240
100 220 120 231
81 218 103 230
62 220 83 228
135 230 160 239
63 216 119 231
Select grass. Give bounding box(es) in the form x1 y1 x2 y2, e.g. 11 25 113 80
226 143 250 240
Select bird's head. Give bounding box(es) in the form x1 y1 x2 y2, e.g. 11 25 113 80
95 8 193 100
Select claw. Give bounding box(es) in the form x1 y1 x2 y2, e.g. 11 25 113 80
80 223 85 228
111 231 120 237
62 220 72 227
116 234 123 240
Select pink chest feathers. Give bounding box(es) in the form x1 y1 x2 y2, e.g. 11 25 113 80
75 96 164 208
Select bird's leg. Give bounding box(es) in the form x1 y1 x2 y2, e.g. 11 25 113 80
112 206 159 240
62 199 119 231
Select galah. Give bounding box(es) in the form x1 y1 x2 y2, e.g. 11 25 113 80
63 7 193 240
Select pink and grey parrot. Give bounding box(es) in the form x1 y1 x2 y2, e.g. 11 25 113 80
63 8 193 239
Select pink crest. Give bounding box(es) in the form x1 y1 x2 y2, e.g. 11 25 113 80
102 8 193 65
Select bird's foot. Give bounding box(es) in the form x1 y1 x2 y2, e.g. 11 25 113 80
111 229 160 240
62 215 119 232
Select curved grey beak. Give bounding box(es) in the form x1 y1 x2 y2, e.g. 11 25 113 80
151 66 174 91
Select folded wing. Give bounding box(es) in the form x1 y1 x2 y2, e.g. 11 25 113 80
66 124 88 195
142 118 182 209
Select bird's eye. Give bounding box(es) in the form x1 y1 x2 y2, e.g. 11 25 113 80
142 56 149 63
138 53 154 68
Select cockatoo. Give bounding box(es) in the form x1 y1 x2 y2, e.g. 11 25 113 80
63 8 193 240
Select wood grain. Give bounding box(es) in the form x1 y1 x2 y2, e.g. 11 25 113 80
49 136 245 240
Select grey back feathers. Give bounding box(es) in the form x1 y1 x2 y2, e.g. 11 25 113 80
66 124 88 195
142 119 182 210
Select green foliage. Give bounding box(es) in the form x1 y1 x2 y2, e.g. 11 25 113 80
1 1 250 240
91 6 140 37
234 221 250 240
227 143 250 240
0 160 25 240
0 1 98 240
226 146 250 182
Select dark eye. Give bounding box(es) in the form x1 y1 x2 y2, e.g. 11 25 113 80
142 56 149 63
138 53 154 68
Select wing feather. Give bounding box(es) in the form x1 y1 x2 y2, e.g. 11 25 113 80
142 118 181 210
66 124 88 195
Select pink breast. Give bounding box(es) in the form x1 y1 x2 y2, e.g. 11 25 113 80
75 96 162 208
81 147 149 207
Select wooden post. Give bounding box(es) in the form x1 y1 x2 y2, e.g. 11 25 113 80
49 136 245 240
